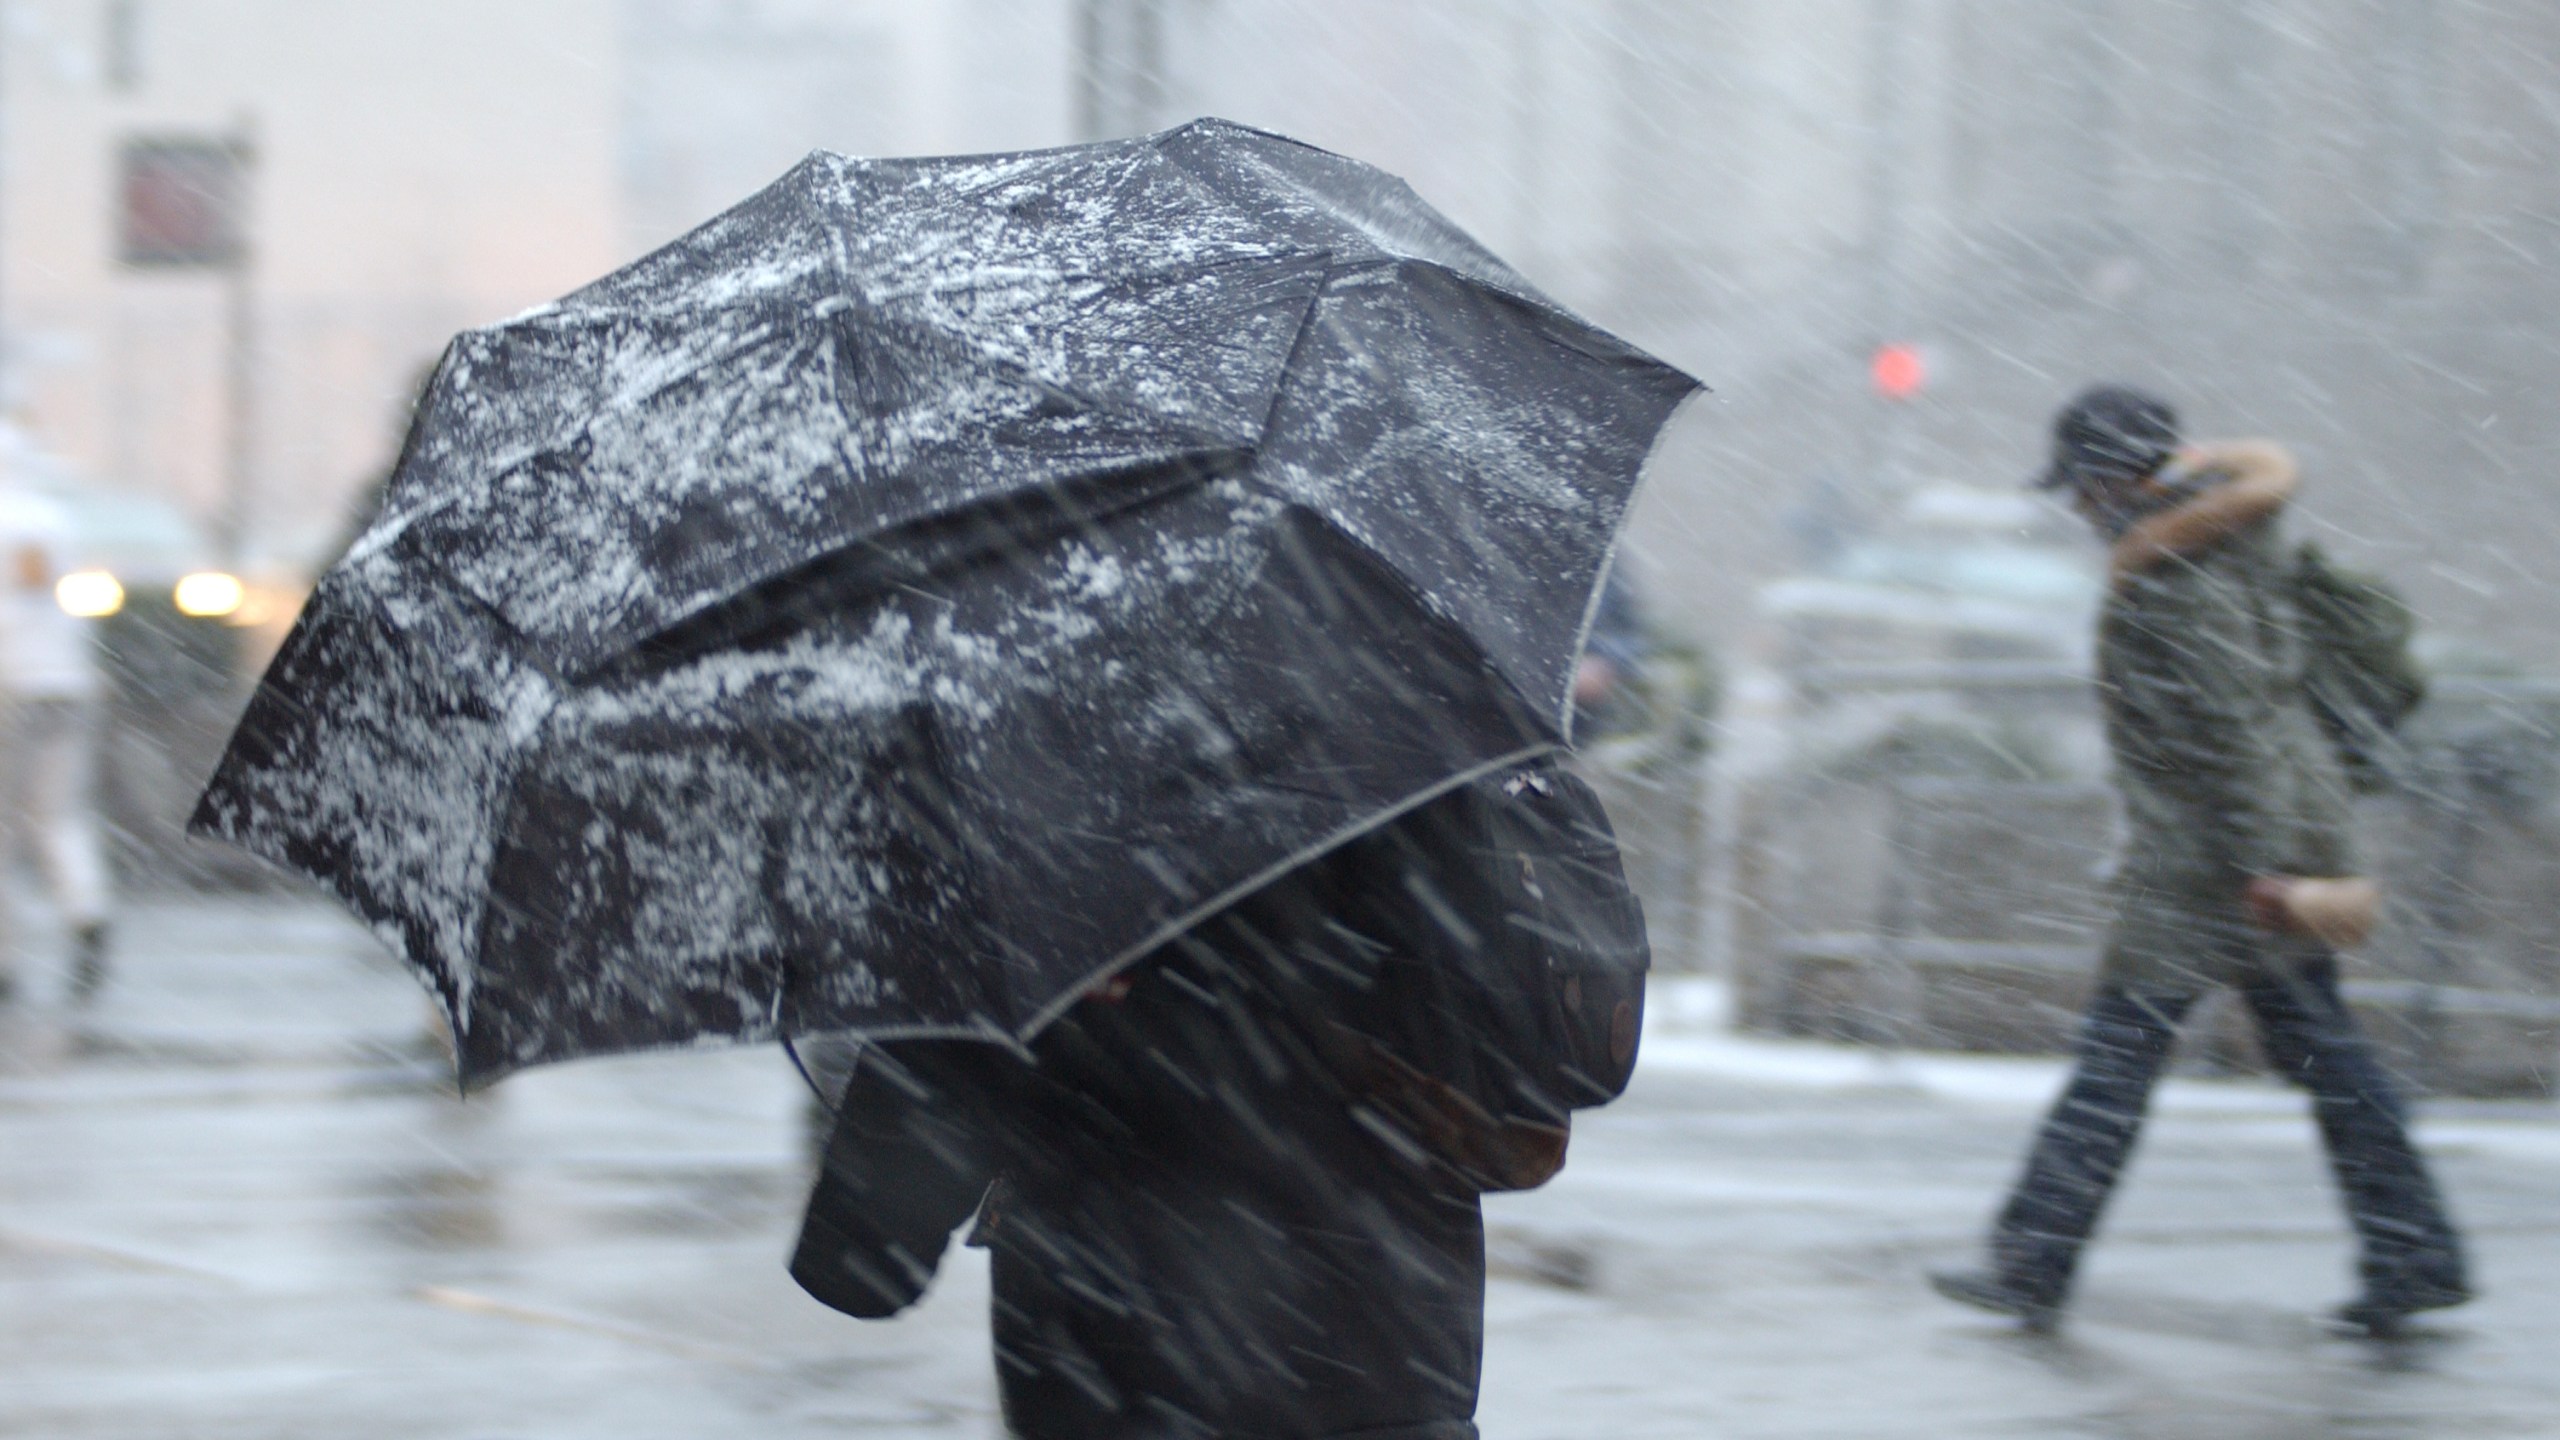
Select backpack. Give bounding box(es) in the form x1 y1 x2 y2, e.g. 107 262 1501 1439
1306 760 1651 1190
2290 542 2426 792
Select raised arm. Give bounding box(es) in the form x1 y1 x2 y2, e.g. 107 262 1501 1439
2109 440 2299 581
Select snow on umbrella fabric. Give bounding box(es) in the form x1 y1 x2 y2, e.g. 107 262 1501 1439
192 119 1701 1087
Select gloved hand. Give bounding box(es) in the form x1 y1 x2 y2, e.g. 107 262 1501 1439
2244 875 2379 950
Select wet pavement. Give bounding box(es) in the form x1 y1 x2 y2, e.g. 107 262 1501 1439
4 897 2556 1438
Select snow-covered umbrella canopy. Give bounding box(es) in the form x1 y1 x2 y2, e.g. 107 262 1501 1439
192 119 1700 1087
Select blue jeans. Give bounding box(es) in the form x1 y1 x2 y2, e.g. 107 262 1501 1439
1991 953 2467 1307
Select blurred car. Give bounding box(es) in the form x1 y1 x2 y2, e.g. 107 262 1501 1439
0 426 274 888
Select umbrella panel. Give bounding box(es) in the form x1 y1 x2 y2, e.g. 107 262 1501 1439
466 475 1555 1082
1248 260 1696 728
395 239 1331 678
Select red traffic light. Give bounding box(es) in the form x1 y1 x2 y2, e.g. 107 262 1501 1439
1870 343 1926 401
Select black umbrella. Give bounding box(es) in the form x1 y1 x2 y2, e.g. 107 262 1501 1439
193 119 1699 1087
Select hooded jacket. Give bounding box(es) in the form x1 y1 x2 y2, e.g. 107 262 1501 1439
2095 496 2359 993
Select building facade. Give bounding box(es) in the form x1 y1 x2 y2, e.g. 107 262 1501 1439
0 0 1073 577
1079 0 2560 670
4 1 2555 671
1 0 626 572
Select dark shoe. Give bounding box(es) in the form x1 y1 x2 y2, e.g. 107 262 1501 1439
2332 1281 2470 1339
1929 1267 2060 1332
68 923 109 1002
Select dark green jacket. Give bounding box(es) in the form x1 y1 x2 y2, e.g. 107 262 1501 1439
2095 515 2358 992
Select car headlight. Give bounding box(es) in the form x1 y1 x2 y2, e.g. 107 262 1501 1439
174 571 247 618
55 570 125 618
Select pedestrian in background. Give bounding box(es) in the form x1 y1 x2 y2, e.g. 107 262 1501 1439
1930 384 2469 1337
0 480 113 1001
1572 566 1652 738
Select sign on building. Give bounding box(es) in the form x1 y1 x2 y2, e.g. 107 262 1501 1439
116 136 249 269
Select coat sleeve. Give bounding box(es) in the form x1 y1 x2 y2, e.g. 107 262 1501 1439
790 1040 1005 1319
2104 570 2285 884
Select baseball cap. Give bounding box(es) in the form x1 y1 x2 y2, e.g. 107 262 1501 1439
2034 384 2180 492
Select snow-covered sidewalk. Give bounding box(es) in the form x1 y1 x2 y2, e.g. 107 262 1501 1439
4 904 2556 1438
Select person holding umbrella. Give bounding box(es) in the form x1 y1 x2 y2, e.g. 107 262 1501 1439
192 121 1699 1435
1929 385 2469 1338
794 758 1647 1440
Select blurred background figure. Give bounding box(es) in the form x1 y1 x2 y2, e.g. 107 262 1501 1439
1573 565 1652 740
0 429 113 1001
1574 561 1722 758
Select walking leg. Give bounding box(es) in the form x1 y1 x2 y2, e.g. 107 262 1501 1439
1981 989 2189 1310
24 699 111 997
2244 952 2468 1321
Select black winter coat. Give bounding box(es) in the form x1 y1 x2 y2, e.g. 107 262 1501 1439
790 759 1647 1440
